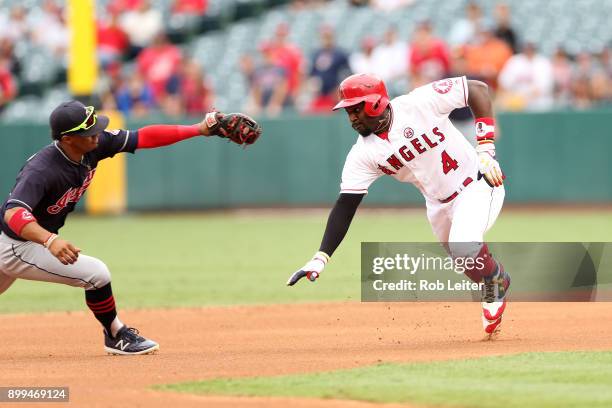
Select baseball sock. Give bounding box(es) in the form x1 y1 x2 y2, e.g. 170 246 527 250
463 244 499 283
110 317 124 337
85 282 118 337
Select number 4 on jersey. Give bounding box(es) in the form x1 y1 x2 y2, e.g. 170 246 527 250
441 150 459 174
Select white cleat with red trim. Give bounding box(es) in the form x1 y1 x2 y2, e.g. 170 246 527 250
481 265 511 337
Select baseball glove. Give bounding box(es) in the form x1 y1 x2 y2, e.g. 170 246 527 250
205 112 262 145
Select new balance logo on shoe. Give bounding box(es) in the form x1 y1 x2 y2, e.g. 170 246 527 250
115 340 130 351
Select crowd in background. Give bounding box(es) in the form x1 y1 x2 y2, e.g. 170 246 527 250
0 0 611 117
0 0 212 117
244 0 612 116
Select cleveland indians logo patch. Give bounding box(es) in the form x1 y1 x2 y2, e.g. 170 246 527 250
47 169 96 214
403 127 414 139
432 79 453 94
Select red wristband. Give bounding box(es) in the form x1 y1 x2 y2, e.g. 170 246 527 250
8 207 37 236
475 117 495 143
137 125 202 149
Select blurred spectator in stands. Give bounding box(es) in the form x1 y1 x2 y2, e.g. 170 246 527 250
100 89 119 111
246 43 289 117
97 8 129 69
169 0 209 40
120 0 163 57
349 36 377 75
494 3 519 54
409 21 451 87
0 6 30 43
570 51 609 109
448 2 483 48
165 58 214 116
307 26 350 113
108 0 143 11
291 0 332 11
30 0 68 58
239 53 257 112
172 0 208 14
449 47 468 77
571 78 593 109
370 0 415 11
348 0 370 7
464 23 512 88
98 62 120 111
498 43 553 111
0 57 17 113
372 26 408 82
240 53 256 87
137 32 182 104
268 23 303 107
599 45 611 77
596 46 612 105
0 38 21 78
551 47 573 106
591 48 612 105
115 71 156 117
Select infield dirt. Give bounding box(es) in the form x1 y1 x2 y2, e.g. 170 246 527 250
1 302 611 408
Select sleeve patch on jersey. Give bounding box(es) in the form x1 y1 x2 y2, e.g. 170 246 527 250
107 129 121 136
432 79 453 94
403 127 415 139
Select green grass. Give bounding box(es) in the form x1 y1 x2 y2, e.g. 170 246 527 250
159 351 612 408
1 210 611 313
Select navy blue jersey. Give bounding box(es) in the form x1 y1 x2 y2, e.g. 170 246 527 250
0 129 138 240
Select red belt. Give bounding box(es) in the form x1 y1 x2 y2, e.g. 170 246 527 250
439 177 473 203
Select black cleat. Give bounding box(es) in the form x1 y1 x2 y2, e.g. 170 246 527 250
104 326 159 355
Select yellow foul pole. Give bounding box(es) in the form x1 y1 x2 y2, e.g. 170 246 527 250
67 0 97 95
67 0 127 214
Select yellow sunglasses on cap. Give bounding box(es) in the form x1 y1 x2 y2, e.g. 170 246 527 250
61 106 97 135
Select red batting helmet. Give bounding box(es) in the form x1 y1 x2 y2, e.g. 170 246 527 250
332 73 389 116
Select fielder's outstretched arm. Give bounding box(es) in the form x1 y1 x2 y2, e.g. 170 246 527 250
134 112 261 150
287 193 365 286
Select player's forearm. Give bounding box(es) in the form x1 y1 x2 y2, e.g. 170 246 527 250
19 222 56 245
467 80 504 186
467 80 493 118
318 193 364 256
4 207 54 245
136 124 206 149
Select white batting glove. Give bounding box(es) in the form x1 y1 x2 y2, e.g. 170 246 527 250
476 144 504 187
287 251 330 286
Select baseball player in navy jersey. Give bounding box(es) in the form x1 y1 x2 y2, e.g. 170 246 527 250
0 100 260 355
287 73 510 336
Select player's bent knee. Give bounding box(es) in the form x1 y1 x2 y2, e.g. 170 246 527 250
90 259 111 288
448 241 482 259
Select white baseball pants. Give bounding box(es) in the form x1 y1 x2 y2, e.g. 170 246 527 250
0 233 111 295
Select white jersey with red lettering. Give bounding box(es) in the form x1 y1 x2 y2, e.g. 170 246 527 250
340 76 505 244
340 76 477 201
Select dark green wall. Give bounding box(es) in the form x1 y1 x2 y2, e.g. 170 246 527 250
0 123 50 200
498 110 612 202
1 110 611 210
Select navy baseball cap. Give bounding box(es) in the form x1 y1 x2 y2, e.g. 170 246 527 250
49 100 109 140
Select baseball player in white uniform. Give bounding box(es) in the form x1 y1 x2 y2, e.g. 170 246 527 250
287 73 510 336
